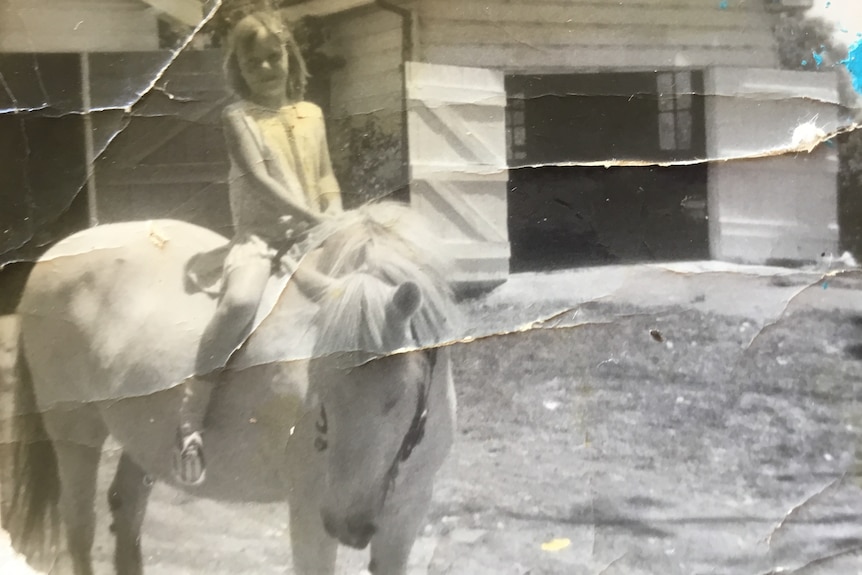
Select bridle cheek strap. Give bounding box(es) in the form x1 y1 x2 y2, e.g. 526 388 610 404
385 347 437 495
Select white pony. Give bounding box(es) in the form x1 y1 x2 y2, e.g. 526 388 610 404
2 203 459 575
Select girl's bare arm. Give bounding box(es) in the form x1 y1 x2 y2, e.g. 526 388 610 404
316 117 343 214
283 247 333 301
223 109 323 226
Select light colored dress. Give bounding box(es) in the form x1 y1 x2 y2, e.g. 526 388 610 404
223 100 342 273
182 100 342 413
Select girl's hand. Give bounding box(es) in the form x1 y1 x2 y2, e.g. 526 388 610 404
279 215 297 241
305 212 327 228
280 215 314 241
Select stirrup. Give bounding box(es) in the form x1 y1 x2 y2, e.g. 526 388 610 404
173 430 206 487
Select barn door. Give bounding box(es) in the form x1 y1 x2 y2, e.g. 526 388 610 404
704 67 841 264
406 62 510 290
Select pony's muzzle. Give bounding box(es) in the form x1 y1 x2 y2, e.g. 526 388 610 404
321 509 377 549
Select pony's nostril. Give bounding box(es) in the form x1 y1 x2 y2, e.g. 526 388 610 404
321 511 376 548
321 511 337 538
360 522 377 540
347 516 377 546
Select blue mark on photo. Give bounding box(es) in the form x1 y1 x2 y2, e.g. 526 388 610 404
812 51 824 68
842 39 862 94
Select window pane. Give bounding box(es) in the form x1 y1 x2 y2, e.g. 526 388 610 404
674 71 692 94
658 94 675 112
656 72 674 95
675 111 692 150
676 93 692 110
657 72 675 112
510 94 525 110
658 111 676 150
514 126 526 146
675 71 693 110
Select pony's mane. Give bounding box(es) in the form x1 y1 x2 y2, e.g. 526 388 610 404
308 203 459 357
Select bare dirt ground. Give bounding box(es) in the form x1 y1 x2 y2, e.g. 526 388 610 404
5 265 862 574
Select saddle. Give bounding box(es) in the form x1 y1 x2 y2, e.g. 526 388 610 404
182 238 319 369
184 244 231 297
183 240 306 299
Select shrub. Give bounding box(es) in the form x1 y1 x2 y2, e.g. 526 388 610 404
331 115 405 209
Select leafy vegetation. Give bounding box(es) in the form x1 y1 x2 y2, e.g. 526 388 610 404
330 115 405 209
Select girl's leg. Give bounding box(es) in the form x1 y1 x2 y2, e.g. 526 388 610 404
194 255 273 377
174 256 272 485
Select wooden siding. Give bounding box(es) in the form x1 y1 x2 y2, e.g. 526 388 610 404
326 7 404 119
418 0 780 72
0 0 159 53
324 6 406 205
704 67 840 264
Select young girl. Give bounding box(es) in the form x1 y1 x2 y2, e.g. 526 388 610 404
173 10 342 486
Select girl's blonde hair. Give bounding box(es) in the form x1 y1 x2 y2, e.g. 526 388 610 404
223 11 309 102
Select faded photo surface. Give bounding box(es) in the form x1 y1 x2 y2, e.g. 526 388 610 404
2 1 862 574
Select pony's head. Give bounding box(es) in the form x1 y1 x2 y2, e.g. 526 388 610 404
304 203 456 549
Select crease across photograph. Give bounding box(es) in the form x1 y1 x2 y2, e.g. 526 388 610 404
2 0 862 574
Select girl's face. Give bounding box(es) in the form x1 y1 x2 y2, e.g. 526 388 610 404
236 27 289 103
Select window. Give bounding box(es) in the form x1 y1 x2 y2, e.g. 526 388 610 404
507 92 527 162
656 71 693 152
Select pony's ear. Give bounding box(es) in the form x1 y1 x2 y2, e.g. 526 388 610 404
389 281 421 321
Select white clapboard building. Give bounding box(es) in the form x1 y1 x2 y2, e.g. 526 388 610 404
283 0 846 288
0 0 847 291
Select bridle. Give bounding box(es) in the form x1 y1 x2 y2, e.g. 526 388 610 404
385 346 437 494
313 326 438 498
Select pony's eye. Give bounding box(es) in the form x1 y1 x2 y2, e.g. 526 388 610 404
382 396 399 414
314 406 328 452
316 406 328 434
314 436 327 452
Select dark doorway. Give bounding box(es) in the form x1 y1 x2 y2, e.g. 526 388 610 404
506 72 709 272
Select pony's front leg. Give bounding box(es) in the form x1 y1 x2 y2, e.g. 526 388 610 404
367 485 433 575
287 489 338 575
107 452 153 575
286 405 337 575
